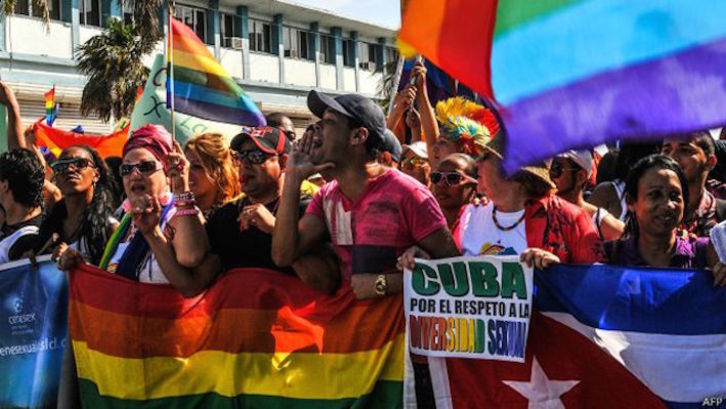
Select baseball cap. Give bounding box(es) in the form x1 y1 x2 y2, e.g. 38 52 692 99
381 129 402 162
557 149 593 177
306 90 387 148
230 126 291 155
402 141 428 159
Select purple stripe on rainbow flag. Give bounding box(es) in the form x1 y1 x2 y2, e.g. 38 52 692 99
501 38 726 173
171 96 266 126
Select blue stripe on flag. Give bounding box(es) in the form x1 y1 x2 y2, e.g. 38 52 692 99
534 264 726 335
492 0 726 104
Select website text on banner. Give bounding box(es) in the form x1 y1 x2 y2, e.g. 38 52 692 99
404 255 533 362
0 256 68 409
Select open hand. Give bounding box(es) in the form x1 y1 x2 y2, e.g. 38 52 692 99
287 129 335 181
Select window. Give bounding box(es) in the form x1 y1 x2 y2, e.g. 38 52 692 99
249 19 272 53
220 13 237 47
385 46 399 73
358 42 378 70
123 0 133 25
319 34 335 64
283 26 313 59
175 5 206 43
15 0 61 20
79 0 101 26
342 39 356 67
298 31 312 60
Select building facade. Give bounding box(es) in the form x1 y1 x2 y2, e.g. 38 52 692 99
0 0 397 139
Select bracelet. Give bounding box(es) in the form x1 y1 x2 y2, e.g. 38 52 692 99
174 199 196 208
173 208 200 218
174 191 195 203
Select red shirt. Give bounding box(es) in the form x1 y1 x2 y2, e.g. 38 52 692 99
524 195 605 264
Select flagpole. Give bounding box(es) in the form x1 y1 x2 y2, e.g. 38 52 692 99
168 0 176 142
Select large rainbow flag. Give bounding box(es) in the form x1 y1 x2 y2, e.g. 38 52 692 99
167 18 265 126
33 119 129 159
69 264 404 408
399 0 726 173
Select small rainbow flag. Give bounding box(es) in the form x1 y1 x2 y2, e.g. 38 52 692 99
167 18 265 126
44 86 57 126
69 264 404 408
400 0 726 173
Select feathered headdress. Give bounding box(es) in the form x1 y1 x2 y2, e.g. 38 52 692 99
435 97 500 157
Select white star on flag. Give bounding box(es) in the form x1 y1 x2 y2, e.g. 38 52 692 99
502 357 579 409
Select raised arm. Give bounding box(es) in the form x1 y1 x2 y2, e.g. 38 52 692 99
412 62 439 166
0 81 27 150
272 131 333 267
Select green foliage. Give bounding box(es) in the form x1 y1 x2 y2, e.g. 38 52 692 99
76 19 156 121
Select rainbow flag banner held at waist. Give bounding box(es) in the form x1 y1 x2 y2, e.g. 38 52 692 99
167 18 265 127
69 264 404 408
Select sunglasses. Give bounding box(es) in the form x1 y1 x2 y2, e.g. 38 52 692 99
549 161 580 179
233 149 274 165
431 171 477 186
51 157 94 173
401 156 428 170
119 160 162 177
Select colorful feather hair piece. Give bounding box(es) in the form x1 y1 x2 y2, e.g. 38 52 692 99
435 97 500 156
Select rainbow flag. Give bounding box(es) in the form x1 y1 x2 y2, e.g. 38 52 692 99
69 264 404 408
34 119 129 159
400 0 726 173
44 85 57 126
167 18 265 126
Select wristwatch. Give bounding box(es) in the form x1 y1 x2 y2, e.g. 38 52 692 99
374 274 388 297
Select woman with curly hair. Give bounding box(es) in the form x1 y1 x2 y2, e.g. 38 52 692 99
184 133 240 217
37 145 118 264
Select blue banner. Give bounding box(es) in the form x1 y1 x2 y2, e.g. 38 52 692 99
0 256 68 408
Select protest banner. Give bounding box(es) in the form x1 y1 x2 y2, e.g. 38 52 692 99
0 256 68 409
129 54 242 146
404 255 533 362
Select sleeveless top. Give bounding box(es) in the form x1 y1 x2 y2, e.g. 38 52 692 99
0 225 39 264
592 207 613 241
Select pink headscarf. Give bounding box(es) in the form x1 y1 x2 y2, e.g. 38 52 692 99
122 124 173 162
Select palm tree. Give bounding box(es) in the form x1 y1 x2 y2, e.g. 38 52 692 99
75 1 163 121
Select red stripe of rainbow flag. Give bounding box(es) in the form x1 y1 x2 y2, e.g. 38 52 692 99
70 264 404 408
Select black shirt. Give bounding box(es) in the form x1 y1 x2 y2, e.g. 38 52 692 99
1 212 44 262
206 195 311 273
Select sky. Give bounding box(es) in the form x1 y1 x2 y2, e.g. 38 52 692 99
291 0 401 30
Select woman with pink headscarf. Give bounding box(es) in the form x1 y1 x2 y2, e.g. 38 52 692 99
57 125 219 297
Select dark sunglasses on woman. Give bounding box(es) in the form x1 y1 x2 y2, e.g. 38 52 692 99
548 160 580 179
51 157 94 173
430 171 477 186
119 160 162 177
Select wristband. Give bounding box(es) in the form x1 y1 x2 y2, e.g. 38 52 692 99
174 199 196 208
173 208 200 218
174 191 195 203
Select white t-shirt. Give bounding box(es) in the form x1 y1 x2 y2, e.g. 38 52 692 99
107 207 177 284
459 202 527 256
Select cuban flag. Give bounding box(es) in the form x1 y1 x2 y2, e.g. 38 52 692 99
417 264 726 408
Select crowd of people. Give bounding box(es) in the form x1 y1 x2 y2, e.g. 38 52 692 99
1 59 726 404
